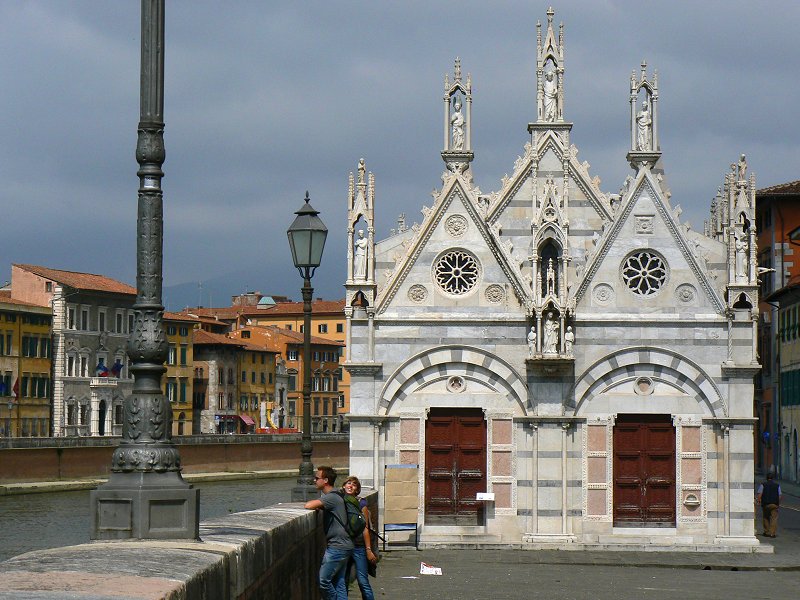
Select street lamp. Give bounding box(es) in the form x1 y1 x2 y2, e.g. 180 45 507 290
287 191 328 501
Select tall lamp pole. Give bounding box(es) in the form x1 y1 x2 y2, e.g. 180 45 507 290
90 0 199 540
287 192 328 501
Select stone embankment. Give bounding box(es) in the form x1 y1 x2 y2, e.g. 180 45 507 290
0 489 377 599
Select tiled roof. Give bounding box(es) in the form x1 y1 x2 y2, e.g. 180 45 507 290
192 329 245 347
229 325 343 353
14 264 136 295
757 180 800 195
164 311 200 323
260 299 345 316
0 290 51 311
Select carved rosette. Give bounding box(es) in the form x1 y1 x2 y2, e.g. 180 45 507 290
592 283 615 306
408 284 428 304
485 284 505 304
445 214 468 237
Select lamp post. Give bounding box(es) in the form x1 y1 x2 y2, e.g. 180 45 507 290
6 399 13 438
287 192 328 501
89 0 199 540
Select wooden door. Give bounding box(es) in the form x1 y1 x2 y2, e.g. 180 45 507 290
425 408 486 524
613 414 676 525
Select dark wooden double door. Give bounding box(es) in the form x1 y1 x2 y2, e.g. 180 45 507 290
613 414 676 525
425 408 486 525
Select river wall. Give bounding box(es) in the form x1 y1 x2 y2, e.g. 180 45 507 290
0 434 349 484
0 489 378 599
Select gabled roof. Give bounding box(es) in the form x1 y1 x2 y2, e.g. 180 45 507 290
193 329 245 347
230 325 344 353
255 299 345 316
163 311 200 323
757 180 800 196
14 264 136 295
0 290 52 312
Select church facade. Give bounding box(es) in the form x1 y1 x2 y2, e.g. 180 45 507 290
344 9 761 550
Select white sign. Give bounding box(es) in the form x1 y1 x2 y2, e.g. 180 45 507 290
476 492 495 501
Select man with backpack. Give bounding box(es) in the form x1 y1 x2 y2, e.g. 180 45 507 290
756 471 782 538
305 466 354 600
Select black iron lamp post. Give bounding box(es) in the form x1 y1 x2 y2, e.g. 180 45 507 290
6 399 14 438
90 0 199 540
287 192 328 501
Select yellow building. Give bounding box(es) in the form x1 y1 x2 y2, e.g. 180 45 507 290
230 331 277 432
0 290 52 437
163 312 199 435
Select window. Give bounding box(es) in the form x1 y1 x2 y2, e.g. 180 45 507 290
179 379 187 404
434 249 480 295
179 345 187 366
288 374 297 391
269 372 273 384
116 313 123 333
41 338 50 358
67 355 75 377
261 372 266 384
98 311 106 332
322 377 330 391
227 368 233 383
80 309 89 331
288 350 298 361
128 314 134 333
242 370 247 383
242 330 251 339
114 404 123 425
318 324 328 333
167 380 176 403
240 394 248 411
251 354 256 364
251 394 258 411
300 325 304 333
251 371 256 384
336 323 343 333
179 327 188 337
168 345 176 366
622 250 667 296
323 398 329 416
68 308 76 329
167 325 177 336
260 354 265 364
80 356 88 377
45 281 53 292
313 351 320 361
286 324 292 331
314 398 320 415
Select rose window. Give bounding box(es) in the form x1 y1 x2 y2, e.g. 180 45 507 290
622 251 667 296
434 249 479 295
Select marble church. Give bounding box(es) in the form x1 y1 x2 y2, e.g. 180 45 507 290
344 8 760 550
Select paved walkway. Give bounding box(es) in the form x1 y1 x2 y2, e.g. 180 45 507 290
368 477 800 599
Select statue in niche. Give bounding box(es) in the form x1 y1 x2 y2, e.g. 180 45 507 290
527 326 536 358
353 230 368 280
738 154 747 181
543 71 558 121
451 98 465 150
735 231 748 282
564 326 575 356
543 312 559 354
636 100 652 151
546 259 556 296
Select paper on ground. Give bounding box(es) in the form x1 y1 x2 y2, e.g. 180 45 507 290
420 562 443 575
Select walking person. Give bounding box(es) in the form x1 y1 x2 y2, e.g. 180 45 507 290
342 476 377 600
305 466 354 600
756 471 782 538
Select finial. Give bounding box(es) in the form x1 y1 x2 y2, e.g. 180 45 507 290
547 7 554 23
305 191 310 202
466 72 472 91
444 73 449 91
640 60 647 80
454 57 462 82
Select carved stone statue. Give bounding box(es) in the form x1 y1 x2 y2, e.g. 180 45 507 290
543 312 559 354
564 326 575 356
546 258 556 296
451 98 465 150
738 154 747 181
636 100 652 151
354 230 368 280
527 326 536 358
735 231 748 282
543 71 558 121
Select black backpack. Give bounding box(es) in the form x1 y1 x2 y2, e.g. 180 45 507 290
332 490 367 540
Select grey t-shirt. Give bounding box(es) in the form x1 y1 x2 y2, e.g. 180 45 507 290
321 491 355 550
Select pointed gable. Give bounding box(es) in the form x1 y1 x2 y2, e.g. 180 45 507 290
375 174 531 317
575 170 725 314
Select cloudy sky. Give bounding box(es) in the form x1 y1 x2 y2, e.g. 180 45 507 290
1 1 798 308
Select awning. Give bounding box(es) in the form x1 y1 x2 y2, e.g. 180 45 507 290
239 415 256 426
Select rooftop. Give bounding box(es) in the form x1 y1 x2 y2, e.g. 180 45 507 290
757 180 800 196
14 264 136 295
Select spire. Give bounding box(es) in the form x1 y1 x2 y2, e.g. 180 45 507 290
531 7 569 134
441 57 474 175
626 59 661 171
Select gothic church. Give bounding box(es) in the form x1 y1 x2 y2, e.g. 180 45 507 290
344 8 760 549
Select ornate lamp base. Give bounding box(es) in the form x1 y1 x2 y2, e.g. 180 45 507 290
90 470 199 540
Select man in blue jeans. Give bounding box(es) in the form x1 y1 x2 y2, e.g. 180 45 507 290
305 466 354 599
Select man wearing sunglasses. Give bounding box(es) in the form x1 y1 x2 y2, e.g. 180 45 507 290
305 465 354 599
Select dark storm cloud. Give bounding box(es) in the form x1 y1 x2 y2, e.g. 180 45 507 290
1 1 798 303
